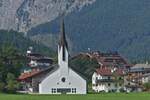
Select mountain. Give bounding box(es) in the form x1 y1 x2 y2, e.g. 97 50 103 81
0 0 96 33
1 0 150 62
28 0 150 62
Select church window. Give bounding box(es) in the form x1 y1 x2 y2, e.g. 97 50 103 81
61 77 66 82
52 88 56 93
63 46 66 61
57 88 71 94
72 88 76 93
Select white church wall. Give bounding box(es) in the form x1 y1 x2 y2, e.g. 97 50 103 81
58 46 69 76
39 69 60 94
39 68 87 94
68 69 87 94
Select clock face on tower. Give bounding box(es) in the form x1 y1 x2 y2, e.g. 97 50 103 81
61 77 66 83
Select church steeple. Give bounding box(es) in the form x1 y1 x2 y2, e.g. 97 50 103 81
58 19 69 64
58 19 69 75
59 19 68 49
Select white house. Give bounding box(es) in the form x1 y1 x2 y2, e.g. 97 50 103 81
142 73 150 84
38 20 87 94
29 58 53 68
92 67 125 92
26 48 53 69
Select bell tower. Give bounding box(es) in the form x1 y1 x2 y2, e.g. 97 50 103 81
58 19 69 76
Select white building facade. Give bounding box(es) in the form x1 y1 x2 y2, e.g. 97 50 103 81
92 68 125 92
39 20 87 94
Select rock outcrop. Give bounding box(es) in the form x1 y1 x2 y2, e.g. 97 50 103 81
0 0 96 34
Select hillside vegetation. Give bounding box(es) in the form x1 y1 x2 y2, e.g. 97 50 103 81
0 30 55 57
29 0 150 63
0 30 56 93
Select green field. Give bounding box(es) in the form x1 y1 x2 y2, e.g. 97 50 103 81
0 93 150 100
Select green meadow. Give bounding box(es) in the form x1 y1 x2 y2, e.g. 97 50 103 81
0 93 150 100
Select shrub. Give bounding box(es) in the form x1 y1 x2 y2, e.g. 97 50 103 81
6 73 20 93
143 82 150 91
0 82 5 92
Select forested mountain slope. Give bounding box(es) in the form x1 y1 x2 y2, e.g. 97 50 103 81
29 0 150 62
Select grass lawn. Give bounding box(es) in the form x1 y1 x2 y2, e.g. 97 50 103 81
0 93 150 100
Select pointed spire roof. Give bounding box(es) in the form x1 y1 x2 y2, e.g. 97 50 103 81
59 19 68 49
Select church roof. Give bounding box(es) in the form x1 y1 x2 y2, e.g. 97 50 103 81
59 19 68 49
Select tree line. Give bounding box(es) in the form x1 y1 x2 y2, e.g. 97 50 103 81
0 44 25 93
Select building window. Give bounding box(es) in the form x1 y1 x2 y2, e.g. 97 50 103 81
119 83 122 86
72 88 76 93
119 77 122 80
128 83 130 85
92 84 95 86
52 88 56 93
57 88 71 94
96 84 98 86
61 77 66 82
115 83 117 87
96 77 98 80
108 83 111 87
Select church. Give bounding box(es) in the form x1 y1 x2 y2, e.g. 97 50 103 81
18 19 87 94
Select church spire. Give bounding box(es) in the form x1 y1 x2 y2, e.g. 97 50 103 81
58 19 69 62
59 19 68 49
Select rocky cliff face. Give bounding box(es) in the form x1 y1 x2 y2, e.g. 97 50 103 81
0 0 96 34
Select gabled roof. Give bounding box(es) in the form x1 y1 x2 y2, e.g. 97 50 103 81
129 64 150 73
18 65 58 81
87 51 130 68
96 67 125 76
27 53 43 58
18 69 41 80
96 67 112 76
132 64 150 69
142 73 150 77
115 68 125 76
